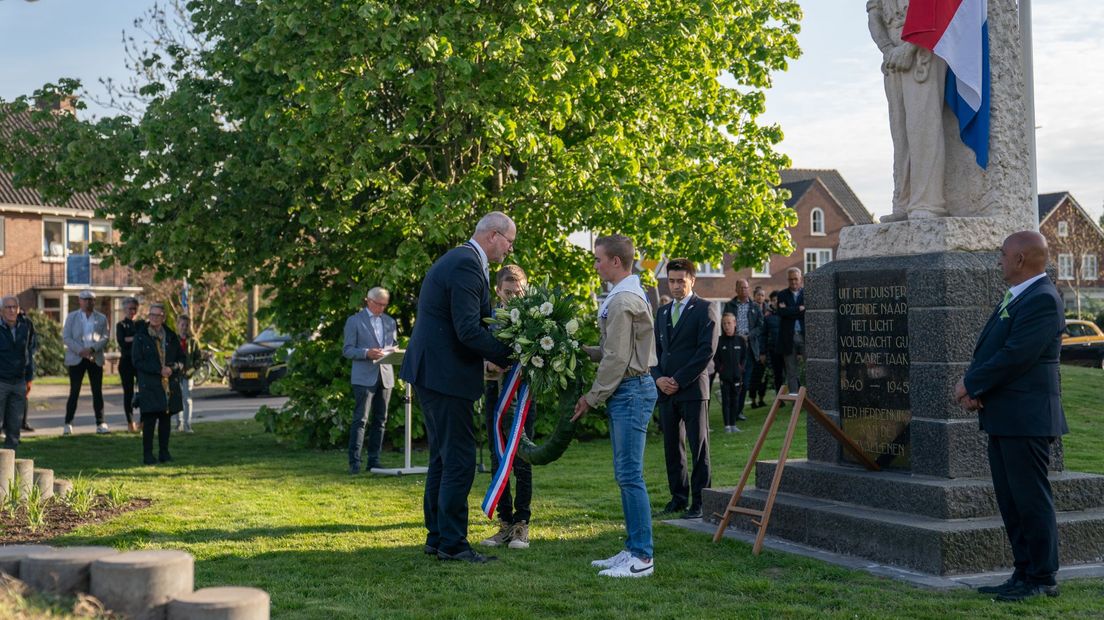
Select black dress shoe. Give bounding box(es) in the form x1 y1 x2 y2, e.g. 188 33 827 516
437 549 497 563
662 500 687 515
349 466 361 475
159 453 173 463
995 582 1058 602
977 576 1023 594
21 423 34 432
143 456 157 465
423 545 438 555
682 507 703 519
366 461 382 470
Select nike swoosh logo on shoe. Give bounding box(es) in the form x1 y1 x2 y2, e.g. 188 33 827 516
629 563 652 574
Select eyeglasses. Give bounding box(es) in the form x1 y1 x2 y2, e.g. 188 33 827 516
2 305 18 310
496 230 516 247
148 313 165 318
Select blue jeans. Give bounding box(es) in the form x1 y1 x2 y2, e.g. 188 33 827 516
607 375 658 560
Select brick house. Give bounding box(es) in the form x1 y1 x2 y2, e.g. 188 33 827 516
1038 191 1104 309
0 106 142 326
654 168 874 305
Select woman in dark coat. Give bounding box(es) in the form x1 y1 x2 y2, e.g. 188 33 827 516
132 303 185 464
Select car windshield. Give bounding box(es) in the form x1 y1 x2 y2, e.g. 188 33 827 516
254 328 288 344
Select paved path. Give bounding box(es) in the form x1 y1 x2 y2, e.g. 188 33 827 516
22 381 287 436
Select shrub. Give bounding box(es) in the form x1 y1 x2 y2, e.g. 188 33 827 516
26 309 65 377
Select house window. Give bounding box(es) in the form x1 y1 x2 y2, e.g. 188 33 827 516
810 208 825 235
696 262 724 278
1057 221 1069 237
805 248 833 274
43 219 66 260
90 222 111 262
67 220 89 256
752 259 770 278
39 295 62 323
1058 253 1074 280
1083 254 1098 281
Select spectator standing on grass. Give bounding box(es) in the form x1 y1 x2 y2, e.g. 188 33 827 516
763 290 786 396
714 312 747 434
62 289 110 435
116 297 141 432
343 287 398 474
175 314 203 433
132 303 184 465
0 296 35 449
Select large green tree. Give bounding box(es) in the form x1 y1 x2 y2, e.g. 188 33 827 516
1 0 801 445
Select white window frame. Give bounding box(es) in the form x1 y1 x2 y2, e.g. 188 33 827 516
695 262 724 278
0 215 5 256
1057 221 1069 237
810 207 826 236
804 248 833 274
1058 253 1074 280
1082 254 1098 281
752 259 771 278
42 218 67 262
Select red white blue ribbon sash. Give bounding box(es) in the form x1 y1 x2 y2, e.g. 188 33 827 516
482 363 532 519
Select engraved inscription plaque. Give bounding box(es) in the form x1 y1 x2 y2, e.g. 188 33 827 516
836 271 910 469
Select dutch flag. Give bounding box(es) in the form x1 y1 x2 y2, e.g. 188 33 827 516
903 0 990 169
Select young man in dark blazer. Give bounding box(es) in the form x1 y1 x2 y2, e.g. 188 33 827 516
400 212 515 564
955 231 1068 602
776 267 805 393
652 258 719 519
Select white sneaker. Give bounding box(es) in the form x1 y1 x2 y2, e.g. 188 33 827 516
63 424 73 436
96 423 110 434
599 556 653 578
590 550 632 569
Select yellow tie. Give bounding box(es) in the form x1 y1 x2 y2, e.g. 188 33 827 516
999 290 1013 311
671 300 681 326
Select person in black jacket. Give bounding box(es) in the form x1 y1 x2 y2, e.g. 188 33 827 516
0 297 35 449
763 291 785 395
652 259 719 519
714 313 747 433
776 268 806 393
115 297 141 433
132 303 184 465
399 212 515 564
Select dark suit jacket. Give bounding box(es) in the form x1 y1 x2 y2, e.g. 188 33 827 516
651 295 719 402
775 288 805 354
964 277 1068 438
722 297 765 357
400 242 512 401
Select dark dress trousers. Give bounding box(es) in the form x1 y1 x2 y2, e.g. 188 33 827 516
400 242 512 555
132 325 185 464
116 318 139 424
651 295 719 510
963 276 1068 586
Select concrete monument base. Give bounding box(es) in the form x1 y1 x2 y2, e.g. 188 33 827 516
837 217 1010 259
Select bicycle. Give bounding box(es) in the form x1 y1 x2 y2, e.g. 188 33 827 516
192 347 229 386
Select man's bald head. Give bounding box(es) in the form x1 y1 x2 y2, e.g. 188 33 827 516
999 231 1049 285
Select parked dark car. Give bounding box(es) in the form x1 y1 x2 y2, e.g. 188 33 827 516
1060 320 1104 369
228 328 290 395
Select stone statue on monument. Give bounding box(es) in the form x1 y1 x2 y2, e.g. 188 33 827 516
867 0 949 222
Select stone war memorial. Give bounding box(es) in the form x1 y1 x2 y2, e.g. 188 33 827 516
704 0 1104 578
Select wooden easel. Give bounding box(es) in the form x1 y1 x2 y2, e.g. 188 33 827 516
712 387 880 554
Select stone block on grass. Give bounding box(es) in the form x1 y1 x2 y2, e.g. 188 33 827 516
21 546 118 596
168 587 270 620
32 469 54 500
92 550 195 620
0 545 53 578
13 459 32 501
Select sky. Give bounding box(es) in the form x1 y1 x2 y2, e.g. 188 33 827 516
1 0 1101 223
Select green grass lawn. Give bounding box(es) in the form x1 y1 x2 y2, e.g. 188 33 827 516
11 367 1104 619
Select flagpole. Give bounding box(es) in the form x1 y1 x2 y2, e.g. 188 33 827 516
1019 0 1038 228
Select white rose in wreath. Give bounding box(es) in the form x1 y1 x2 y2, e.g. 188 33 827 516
540 301 554 316
565 319 579 335
540 336 555 351
509 308 521 323
514 343 523 354
531 355 545 368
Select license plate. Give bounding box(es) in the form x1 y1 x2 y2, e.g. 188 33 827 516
240 371 260 379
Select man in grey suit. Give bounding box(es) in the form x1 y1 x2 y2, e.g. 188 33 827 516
343 287 398 474
62 289 110 435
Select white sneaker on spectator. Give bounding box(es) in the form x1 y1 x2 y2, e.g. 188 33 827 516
96 423 110 434
599 556 653 578
62 424 73 436
590 549 632 569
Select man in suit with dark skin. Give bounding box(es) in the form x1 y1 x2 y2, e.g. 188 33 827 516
653 258 719 519
955 231 1068 602
400 212 515 564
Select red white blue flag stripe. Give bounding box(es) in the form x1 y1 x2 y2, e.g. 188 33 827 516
482 364 532 519
903 0 990 168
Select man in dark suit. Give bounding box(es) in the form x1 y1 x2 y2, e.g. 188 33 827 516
955 231 1068 602
653 258 719 519
776 267 805 393
400 212 515 564
723 278 764 419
